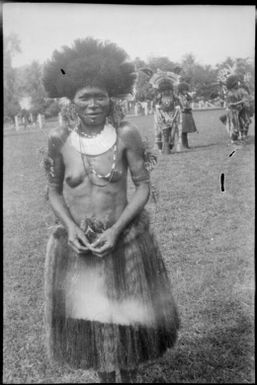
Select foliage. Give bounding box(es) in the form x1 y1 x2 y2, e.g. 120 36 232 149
44 99 61 118
4 35 254 115
17 61 47 115
4 34 22 120
133 53 254 103
148 56 178 73
134 71 155 102
180 54 218 100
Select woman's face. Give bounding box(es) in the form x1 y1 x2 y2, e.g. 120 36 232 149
73 86 110 127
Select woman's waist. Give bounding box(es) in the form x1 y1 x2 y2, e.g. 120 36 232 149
64 198 127 227
80 210 150 246
52 208 150 245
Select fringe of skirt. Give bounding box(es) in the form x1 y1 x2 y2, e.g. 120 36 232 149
44 210 179 372
182 111 197 133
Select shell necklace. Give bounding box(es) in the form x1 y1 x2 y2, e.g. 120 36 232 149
70 123 118 186
70 123 117 156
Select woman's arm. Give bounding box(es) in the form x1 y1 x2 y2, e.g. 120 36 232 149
90 124 150 257
112 124 150 233
45 131 90 254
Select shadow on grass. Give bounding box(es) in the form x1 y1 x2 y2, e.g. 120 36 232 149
138 301 254 383
165 142 223 155
190 142 225 151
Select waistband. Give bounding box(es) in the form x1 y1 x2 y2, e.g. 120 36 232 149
51 210 150 245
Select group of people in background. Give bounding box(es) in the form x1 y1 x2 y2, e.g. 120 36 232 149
149 70 198 154
151 69 254 153
219 74 254 145
155 80 198 153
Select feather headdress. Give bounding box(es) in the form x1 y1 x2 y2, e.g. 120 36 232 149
149 69 181 90
43 37 136 100
217 63 237 84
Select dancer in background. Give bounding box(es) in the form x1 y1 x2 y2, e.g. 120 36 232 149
225 75 251 144
237 79 254 139
148 69 183 154
177 82 198 149
153 80 180 153
42 37 179 383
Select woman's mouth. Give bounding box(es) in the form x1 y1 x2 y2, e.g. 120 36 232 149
87 113 102 118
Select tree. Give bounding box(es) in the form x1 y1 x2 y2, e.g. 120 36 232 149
180 54 218 100
134 71 155 102
148 56 178 72
4 34 22 121
132 58 155 102
17 61 47 118
44 99 60 118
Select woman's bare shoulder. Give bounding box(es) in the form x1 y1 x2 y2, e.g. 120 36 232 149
48 125 70 153
117 121 143 148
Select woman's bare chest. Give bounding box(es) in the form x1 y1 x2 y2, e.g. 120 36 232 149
62 137 126 188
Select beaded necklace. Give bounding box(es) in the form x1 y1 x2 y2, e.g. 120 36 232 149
76 125 103 139
78 132 118 187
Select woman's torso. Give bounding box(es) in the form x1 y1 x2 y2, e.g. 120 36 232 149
61 129 128 226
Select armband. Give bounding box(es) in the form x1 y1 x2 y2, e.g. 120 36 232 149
131 171 150 186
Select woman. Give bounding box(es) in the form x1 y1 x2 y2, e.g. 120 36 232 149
177 82 198 149
43 38 179 383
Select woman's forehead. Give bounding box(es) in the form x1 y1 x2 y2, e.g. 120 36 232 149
75 86 108 97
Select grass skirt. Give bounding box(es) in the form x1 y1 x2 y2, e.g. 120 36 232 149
182 111 197 133
45 211 179 372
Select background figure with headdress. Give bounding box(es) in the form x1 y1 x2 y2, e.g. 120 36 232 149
224 75 252 143
149 69 182 154
217 66 253 144
42 37 179 383
177 82 198 149
237 78 254 139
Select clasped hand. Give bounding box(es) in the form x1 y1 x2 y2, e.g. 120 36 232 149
68 224 118 258
90 227 119 257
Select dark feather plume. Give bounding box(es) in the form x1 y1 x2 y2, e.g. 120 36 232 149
43 37 136 99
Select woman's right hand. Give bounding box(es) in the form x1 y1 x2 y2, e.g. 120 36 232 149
67 223 92 255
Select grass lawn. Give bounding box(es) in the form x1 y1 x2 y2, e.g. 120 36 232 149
3 110 255 383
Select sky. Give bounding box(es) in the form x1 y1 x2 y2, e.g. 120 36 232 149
3 3 256 68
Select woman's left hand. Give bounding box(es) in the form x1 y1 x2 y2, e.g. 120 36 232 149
90 227 119 258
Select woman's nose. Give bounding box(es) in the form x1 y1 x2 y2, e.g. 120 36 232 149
88 98 97 107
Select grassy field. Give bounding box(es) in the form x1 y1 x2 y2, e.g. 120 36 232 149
3 110 255 383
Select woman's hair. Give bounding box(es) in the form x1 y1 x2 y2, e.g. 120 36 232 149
43 37 136 100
